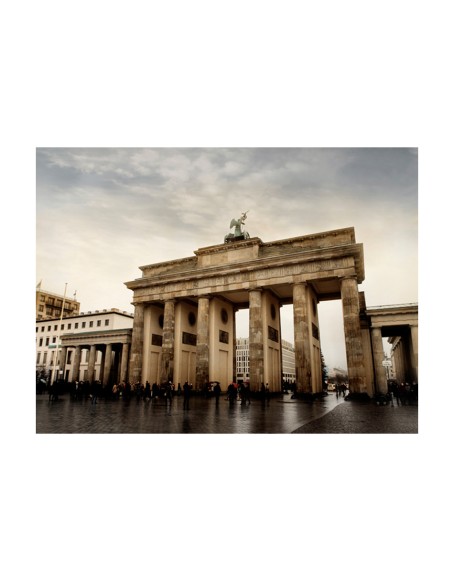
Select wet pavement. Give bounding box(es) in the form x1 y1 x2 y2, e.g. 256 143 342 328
36 392 418 434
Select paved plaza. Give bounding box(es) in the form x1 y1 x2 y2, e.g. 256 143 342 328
36 392 418 434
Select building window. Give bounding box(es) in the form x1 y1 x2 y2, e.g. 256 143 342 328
75 322 79 329
36 327 38 333
39 338 43 347
47 326 51 331
97 320 101 327
68 323 71 330
105 319 109 326
43 353 47 365
82 322 86 328
67 351 72 364
54 325 57 331
182 332 197 346
39 305 44 312
41 326 45 332
53 337 56 343
89 321 93 328
45 338 49 346
36 353 41 364
219 330 229 344
61 324 64 330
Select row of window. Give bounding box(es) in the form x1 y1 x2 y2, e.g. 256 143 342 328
36 319 110 334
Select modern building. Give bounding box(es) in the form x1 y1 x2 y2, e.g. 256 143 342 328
36 308 134 384
36 285 80 321
235 337 295 384
235 338 249 382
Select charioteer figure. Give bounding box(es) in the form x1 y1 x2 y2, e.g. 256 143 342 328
224 210 250 243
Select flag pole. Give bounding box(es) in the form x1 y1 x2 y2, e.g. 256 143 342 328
51 283 68 386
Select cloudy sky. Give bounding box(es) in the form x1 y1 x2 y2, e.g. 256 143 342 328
36 147 418 369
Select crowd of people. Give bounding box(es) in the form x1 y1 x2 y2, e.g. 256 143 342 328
39 378 282 406
387 380 418 406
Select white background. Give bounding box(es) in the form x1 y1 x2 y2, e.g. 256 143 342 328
1 1 451 582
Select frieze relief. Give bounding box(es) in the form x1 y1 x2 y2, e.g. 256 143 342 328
132 257 354 301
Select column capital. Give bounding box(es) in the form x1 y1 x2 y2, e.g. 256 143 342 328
341 274 358 282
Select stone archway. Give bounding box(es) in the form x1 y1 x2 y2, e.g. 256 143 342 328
125 228 375 396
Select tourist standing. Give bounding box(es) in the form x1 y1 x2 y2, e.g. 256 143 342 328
183 381 191 410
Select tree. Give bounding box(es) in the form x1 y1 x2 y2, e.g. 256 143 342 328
321 350 328 389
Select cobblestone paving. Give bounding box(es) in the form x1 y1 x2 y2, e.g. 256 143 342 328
36 392 418 434
292 400 418 433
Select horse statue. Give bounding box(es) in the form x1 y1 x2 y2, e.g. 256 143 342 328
224 211 250 243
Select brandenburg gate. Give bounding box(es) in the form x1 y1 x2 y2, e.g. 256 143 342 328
124 224 395 397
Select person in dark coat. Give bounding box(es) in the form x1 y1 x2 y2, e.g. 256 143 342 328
213 382 221 405
183 381 191 410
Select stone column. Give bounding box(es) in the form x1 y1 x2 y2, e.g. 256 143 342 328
87 345 97 384
73 346 82 382
119 343 130 383
232 307 238 383
394 341 404 384
293 283 312 392
59 346 68 380
102 344 113 387
410 325 418 383
371 327 387 395
195 297 210 391
340 276 367 394
160 300 175 385
129 303 145 385
249 289 264 392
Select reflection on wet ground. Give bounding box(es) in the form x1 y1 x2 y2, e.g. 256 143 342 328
36 392 345 434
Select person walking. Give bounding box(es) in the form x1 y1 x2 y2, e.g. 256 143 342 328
183 381 191 410
213 382 221 405
164 381 173 415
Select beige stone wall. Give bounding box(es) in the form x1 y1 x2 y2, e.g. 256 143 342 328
209 298 234 390
308 287 322 393
261 292 282 391
143 304 164 385
174 302 198 387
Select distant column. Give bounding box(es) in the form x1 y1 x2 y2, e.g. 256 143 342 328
119 342 130 383
232 307 238 383
59 346 68 380
129 303 145 385
293 283 312 392
102 343 113 387
195 297 210 390
371 327 387 395
160 300 175 385
410 325 418 383
249 289 264 392
87 345 97 384
341 276 367 393
73 346 82 382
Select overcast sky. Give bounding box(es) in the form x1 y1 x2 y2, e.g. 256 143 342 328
36 147 418 369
